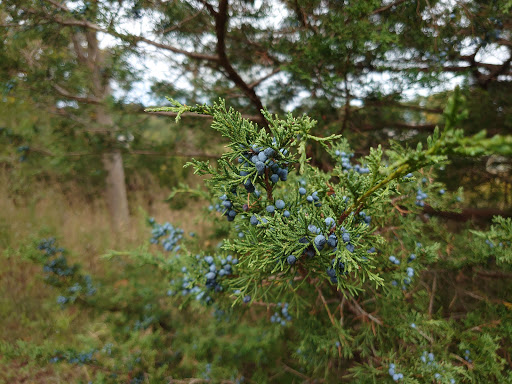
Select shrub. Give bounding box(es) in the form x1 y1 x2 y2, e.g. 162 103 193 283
12 89 512 383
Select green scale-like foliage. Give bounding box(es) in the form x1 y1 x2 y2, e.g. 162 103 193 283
145 90 491 299
13 89 511 383
142 89 512 381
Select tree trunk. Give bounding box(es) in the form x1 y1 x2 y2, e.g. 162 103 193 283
102 149 129 231
82 23 129 232
97 105 129 231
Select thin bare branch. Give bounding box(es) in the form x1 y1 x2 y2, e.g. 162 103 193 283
53 84 102 104
70 33 88 64
348 298 383 325
196 0 218 16
44 0 70 12
128 150 219 159
428 274 437 318
365 101 443 114
37 1 219 61
316 286 336 327
146 110 264 123
282 363 318 382
161 9 203 34
248 67 282 89
423 205 512 221
215 0 267 123
371 0 409 14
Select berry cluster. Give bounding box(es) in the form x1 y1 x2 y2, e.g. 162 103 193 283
202 126 434 295
173 254 239 304
204 254 237 291
291 214 359 283
463 349 472 363
37 238 96 305
133 313 156 331
44 256 76 277
215 142 294 225
16 145 29 162
238 144 288 186
50 348 97 365
201 363 212 380
57 276 96 305
388 363 404 381
173 273 200 298
334 150 370 174
327 258 345 284
389 251 419 289
358 211 372 226
219 194 238 222
270 302 292 326
149 220 184 252
415 188 428 207
483 239 509 249
38 237 63 256
389 255 401 265
304 190 322 207
419 351 456 383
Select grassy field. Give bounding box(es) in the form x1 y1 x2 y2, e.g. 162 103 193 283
0 171 206 383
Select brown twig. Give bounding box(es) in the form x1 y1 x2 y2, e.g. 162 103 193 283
263 167 273 200
214 0 268 125
348 298 383 326
316 286 336 327
282 363 320 382
371 0 408 14
428 274 437 318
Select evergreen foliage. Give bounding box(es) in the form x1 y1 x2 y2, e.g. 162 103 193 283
7 90 511 382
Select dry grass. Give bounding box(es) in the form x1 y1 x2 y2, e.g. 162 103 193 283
0 169 209 257
0 170 210 382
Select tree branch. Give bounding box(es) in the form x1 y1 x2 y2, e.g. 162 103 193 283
53 84 102 104
146 110 264 123
347 298 383 325
481 54 512 84
423 205 512 221
428 274 437 318
196 0 218 16
38 1 219 62
292 0 318 34
134 35 219 61
70 33 88 64
365 101 443 114
371 0 409 14
248 67 281 89
128 149 219 159
160 9 203 34
215 0 267 124
360 122 439 132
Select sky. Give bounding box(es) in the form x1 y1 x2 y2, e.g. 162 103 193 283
98 1 509 111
